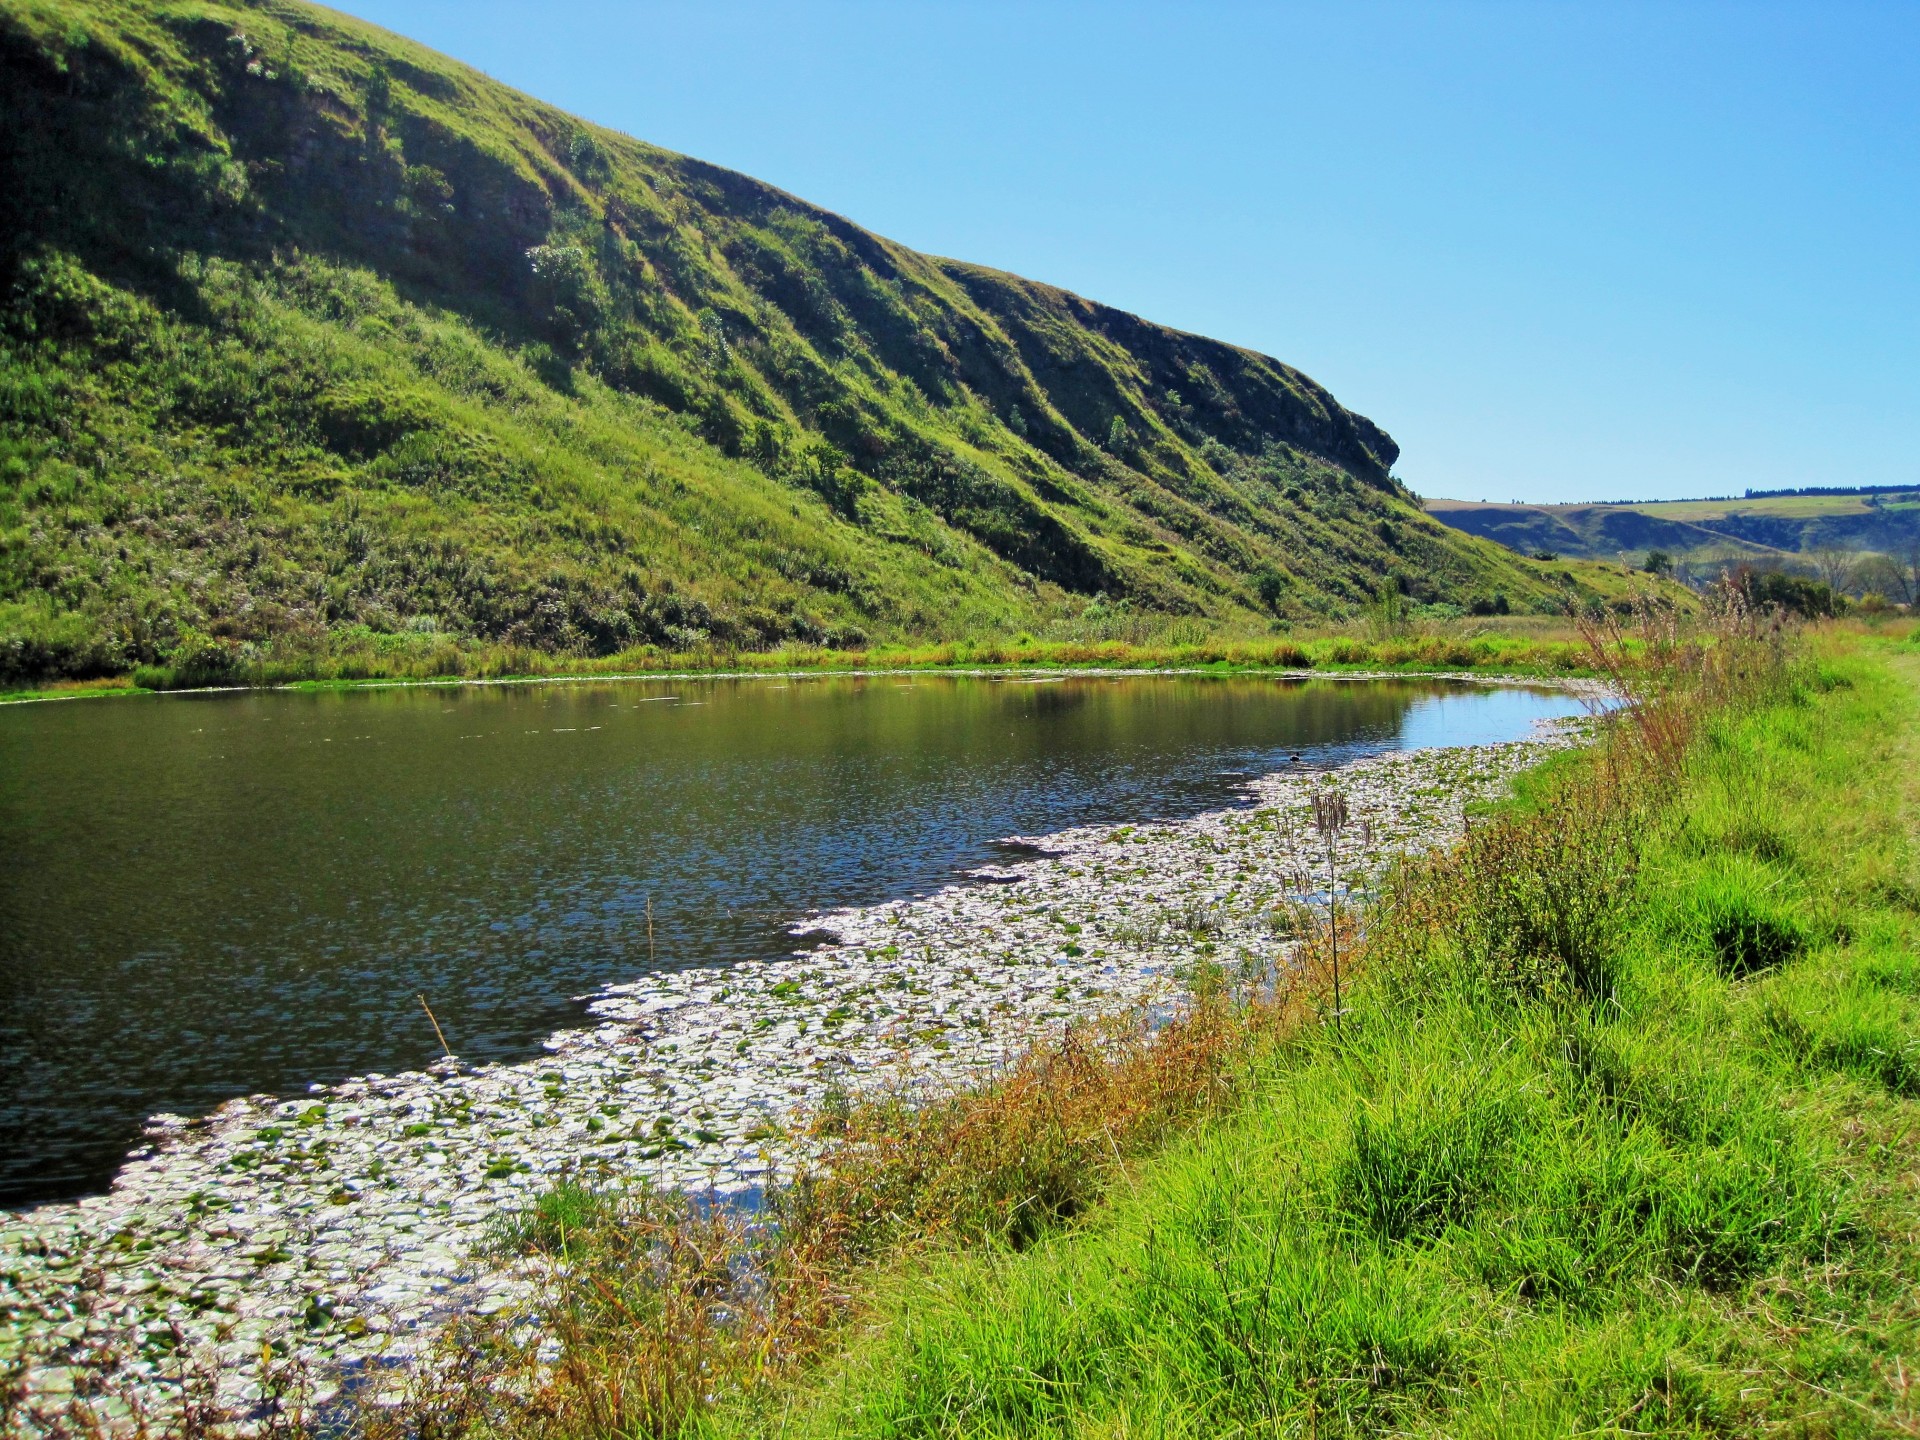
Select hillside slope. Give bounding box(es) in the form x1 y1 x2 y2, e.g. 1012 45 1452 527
3 0 1604 683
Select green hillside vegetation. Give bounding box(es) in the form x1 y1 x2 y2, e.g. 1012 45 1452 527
1 0 1643 688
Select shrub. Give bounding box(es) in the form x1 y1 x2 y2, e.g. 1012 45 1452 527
164 631 242 688
1739 568 1837 618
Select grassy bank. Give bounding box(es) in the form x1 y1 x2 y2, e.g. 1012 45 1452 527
0 622 1622 703
16 614 1907 705
356 612 1920 1439
687 631 1920 1436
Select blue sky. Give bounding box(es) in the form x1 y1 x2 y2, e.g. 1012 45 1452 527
344 1 1916 505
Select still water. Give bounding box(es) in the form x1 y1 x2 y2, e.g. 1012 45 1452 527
0 673 1586 1203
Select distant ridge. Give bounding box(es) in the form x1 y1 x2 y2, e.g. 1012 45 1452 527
1425 488 1920 567
1740 484 1919 501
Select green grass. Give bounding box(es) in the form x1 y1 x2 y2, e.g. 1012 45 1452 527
0 0 1659 689
0 675 147 703
1637 495 1884 520
0 624 1618 702
699 637 1920 1437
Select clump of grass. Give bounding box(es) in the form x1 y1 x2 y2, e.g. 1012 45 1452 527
1693 866 1808 977
1375 768 1642 1004
1333 1083 1516 1243
492 1178 615 1257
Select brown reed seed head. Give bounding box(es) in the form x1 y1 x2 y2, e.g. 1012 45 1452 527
1312 790 1349 837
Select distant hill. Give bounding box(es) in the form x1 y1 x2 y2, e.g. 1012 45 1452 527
0 0 1648 684
1426 491 1920 570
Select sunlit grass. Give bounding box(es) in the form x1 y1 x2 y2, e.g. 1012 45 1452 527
709 627 1918 1438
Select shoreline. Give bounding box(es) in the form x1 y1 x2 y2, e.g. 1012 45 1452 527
0 725 1584 1430
0 658 1607 708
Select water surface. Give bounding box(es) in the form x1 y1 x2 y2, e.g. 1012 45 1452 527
0 672 1584 1203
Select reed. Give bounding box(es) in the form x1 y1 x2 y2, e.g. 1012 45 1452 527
1311 787 1351 1032
417 995 453 1059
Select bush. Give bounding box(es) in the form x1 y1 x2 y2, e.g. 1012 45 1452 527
1739 568 1837 618
164 631 243 688
0 601 125 685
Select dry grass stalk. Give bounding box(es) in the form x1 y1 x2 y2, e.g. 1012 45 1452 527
1311 788 1352 1031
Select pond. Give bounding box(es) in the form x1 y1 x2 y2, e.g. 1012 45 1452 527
0 671 1588 1204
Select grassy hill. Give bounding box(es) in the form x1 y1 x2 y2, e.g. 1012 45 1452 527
1427 491 1920 581
2 0 1641 687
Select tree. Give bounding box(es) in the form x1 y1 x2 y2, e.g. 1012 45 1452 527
798 439 865 517
1644 550 1673 575
566 126 613 190
1898 541 1920 608
1105 414 1135 454
1853 553 1908 608
747 419 786 471
1808 544 1858 597
1854 545 1919 608
1366 584 1412 639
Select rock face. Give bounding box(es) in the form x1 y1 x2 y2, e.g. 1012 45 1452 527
0 724 1578 1433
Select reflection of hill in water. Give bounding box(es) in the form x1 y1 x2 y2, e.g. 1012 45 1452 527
0 675 1580 1204
968 675 1430 739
